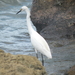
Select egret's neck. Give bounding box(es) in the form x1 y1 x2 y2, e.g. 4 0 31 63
26 8 30 18
26 8 34 35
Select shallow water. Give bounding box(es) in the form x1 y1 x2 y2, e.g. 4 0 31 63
0 0 34 55
0 0 75 75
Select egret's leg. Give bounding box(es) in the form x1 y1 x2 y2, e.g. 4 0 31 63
41 54 44 66
35 49 38 58
36 53 38 58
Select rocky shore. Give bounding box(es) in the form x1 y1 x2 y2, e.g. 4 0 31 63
31 0 75 75
65 65 75 75
0 49 47 75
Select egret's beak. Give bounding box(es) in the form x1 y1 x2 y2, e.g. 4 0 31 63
16 9 22 14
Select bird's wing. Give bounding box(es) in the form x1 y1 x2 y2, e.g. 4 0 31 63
30 31 52 58
31 31 50 53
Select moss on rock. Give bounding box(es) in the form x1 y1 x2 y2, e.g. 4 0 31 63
0 49 47 75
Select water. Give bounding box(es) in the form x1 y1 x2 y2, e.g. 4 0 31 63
0 0 75 75
0 0 33 55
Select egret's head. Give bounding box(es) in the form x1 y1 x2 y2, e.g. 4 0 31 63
16 6 28 14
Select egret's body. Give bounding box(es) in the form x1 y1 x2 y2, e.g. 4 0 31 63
17 6 52 64
31 31 52 59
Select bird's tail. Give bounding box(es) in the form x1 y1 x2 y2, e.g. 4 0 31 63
46 50 52 59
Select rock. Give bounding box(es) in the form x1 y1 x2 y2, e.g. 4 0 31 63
65 65 75 75
0 49 47 75
31 0 75 45
30 1 75 75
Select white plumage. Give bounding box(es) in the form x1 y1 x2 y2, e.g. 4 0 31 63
17 6 52 59
31 30 52 59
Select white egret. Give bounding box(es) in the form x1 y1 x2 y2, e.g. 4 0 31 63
16 6 52 65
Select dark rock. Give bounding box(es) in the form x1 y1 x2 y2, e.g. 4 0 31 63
31 0 75 40
65 65 75 75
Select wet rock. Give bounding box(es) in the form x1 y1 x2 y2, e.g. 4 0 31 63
31 1 75 75
0 49 47 75
65 65 75 75
31 0 75 40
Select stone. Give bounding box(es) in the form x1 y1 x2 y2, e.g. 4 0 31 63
31 0 75 45
65 65 75 75
0 49 47 75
